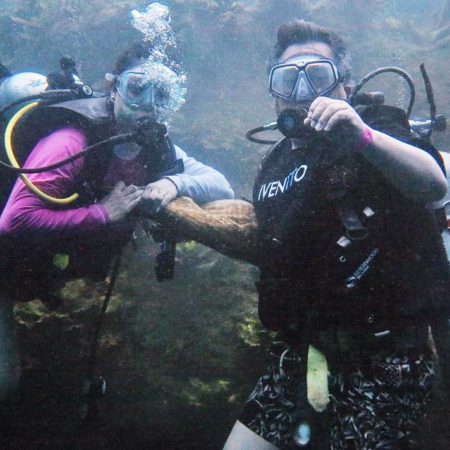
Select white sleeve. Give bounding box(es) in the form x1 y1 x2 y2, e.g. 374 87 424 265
164 145 234 203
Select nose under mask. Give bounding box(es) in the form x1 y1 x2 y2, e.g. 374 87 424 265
294 72 316 102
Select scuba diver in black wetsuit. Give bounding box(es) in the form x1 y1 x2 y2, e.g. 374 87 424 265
224 20 450 450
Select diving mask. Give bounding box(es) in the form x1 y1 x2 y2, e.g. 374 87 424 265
269 55 342 102
116 68 166 112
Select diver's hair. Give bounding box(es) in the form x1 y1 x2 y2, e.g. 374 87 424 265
112 42 153 76
106 42 151 92
270 20 352 82
108 41 181 92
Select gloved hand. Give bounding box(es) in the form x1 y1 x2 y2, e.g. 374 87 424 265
101 181 144 222
140 178 178 216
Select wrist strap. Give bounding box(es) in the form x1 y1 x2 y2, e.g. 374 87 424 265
354 126 374 152
162 176 179 194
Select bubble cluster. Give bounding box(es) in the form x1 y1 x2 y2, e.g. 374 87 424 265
130 2 187 121
131 3 173 47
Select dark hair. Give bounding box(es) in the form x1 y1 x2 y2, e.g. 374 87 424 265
104 42 150 93
271 20 352 82
112 42 153 76
108 41 181 93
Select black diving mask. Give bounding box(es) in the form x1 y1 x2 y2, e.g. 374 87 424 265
269 55 342 102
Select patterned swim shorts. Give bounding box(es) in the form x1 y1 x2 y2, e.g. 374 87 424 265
239 344 435 449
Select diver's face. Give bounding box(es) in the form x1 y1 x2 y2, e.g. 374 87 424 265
273 41 347 116
113 90 155 130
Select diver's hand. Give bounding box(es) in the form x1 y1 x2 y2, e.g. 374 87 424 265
140 178 178 216
101 181 144 222
304 97 369 149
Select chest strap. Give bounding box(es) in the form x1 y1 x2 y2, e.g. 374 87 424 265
326 166 368 241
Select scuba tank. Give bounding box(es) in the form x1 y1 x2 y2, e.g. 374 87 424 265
0 67 49 210
0 58 95 210
0 71 49 123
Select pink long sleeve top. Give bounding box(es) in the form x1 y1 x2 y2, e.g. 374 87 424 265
0 128 142 236
0 126 234 237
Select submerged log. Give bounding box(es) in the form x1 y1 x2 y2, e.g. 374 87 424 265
159 197 261 266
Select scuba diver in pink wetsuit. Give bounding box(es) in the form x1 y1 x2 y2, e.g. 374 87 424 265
0 42 233 404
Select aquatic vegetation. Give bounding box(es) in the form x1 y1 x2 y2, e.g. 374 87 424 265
236 316 267 347
14 299 66 324
179 240 198 252
179 377 230 407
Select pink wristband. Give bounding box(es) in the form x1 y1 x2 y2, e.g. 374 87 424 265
354 126 374 152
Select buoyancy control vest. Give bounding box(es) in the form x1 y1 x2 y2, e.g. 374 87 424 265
8 96 179 203
253 104 450 335
0 96 180 300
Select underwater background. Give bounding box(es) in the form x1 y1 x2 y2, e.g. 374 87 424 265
0 0 449 448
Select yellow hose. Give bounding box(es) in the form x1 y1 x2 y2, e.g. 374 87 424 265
4 101 79 204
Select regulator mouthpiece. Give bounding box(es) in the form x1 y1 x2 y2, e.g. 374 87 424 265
277 108 309 138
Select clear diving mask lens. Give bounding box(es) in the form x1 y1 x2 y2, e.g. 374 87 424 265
269 56 341 102
116 69 164 112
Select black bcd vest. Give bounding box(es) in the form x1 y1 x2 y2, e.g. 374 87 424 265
253 105 450 334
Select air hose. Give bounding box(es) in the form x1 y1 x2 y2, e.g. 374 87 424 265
348 66 415 118
4 101 78 204
3 101 133 204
